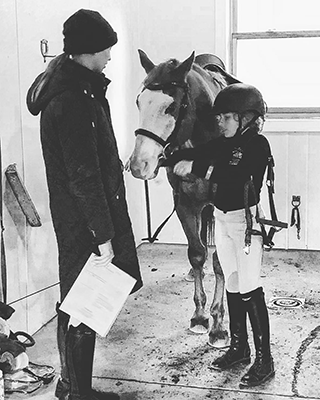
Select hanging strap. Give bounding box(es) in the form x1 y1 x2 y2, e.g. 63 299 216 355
142 180 180 243
244 180 267 253
244 164 288 254
290 195 301 239
0 139 7 304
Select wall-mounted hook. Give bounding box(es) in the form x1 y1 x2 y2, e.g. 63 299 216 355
40 39 56 63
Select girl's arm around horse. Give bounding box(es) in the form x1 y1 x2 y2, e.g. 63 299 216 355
162 136 228 167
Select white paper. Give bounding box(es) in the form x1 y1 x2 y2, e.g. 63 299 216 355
60 255 136 336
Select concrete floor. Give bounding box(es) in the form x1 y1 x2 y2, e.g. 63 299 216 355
6 243 320 400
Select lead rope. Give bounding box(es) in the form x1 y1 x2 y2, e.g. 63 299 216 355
142 180 180 243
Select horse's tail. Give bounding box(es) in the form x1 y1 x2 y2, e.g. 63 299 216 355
200 204 215 247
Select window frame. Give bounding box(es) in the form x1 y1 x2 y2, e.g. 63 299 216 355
230 0 320 119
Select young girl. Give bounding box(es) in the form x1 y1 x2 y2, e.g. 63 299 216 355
168 83 275 388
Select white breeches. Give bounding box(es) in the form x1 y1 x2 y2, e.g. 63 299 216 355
214 205 264 294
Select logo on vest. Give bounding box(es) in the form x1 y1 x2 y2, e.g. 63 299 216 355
229 147 243 166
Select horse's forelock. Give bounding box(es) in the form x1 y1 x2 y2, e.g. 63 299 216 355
143 59 182 88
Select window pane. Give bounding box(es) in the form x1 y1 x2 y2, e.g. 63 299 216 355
236 37 320 108
237 0 320 32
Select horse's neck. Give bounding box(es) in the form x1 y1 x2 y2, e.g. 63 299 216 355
173 67 226 150
183 68 226 148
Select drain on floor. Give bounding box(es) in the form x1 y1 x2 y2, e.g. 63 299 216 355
267 296 305 309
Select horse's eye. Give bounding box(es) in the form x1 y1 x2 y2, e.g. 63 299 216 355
165 103 175 114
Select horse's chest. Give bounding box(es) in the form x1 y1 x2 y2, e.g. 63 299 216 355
180 178 216 203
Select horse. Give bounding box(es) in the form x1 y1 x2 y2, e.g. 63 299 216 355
128 49 236 347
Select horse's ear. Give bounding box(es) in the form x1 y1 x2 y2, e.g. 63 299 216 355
138 49 155 73
173 51 195 79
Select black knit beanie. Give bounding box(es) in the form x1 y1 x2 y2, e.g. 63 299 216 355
63 9 118 55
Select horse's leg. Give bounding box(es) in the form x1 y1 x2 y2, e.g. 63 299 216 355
208 250 229 348
185 264 205 282
176 203 209 334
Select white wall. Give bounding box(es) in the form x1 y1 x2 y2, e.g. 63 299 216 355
263 120 320 250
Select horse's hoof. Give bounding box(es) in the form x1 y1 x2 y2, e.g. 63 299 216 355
184 268 205 282
190 317 209 334
185 270 194 282
189 325 208 334
207 332 229 348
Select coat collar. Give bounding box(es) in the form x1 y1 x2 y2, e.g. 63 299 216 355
63 58 111 99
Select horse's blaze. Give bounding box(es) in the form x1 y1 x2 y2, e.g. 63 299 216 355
130 89 176 179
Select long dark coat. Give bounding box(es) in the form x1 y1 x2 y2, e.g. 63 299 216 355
27 55 142 299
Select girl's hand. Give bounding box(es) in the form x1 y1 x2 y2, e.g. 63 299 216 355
173 160 193 177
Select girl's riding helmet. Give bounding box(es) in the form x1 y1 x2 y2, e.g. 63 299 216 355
213 83 266 117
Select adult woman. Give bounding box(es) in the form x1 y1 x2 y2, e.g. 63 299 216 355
27 9 142 400
168 83 275 388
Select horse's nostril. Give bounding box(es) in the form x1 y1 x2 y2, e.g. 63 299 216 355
130 159 148 178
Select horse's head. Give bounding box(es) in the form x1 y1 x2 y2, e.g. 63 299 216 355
129 49 226 180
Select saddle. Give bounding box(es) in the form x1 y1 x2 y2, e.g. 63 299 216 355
194 53 240 84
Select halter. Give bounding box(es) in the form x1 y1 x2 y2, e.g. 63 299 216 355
135 81 189 157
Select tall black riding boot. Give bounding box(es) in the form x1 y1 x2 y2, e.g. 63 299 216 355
55 304 70 400
66 324 120 400
210 291 250 370
240 287 275 388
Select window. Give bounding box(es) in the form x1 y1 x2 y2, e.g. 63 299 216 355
230 0 320 117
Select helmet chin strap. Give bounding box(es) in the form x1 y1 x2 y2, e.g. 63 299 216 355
236 113 261 136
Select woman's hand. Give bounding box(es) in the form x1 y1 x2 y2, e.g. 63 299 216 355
94 240 114 266
173 160 194 177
